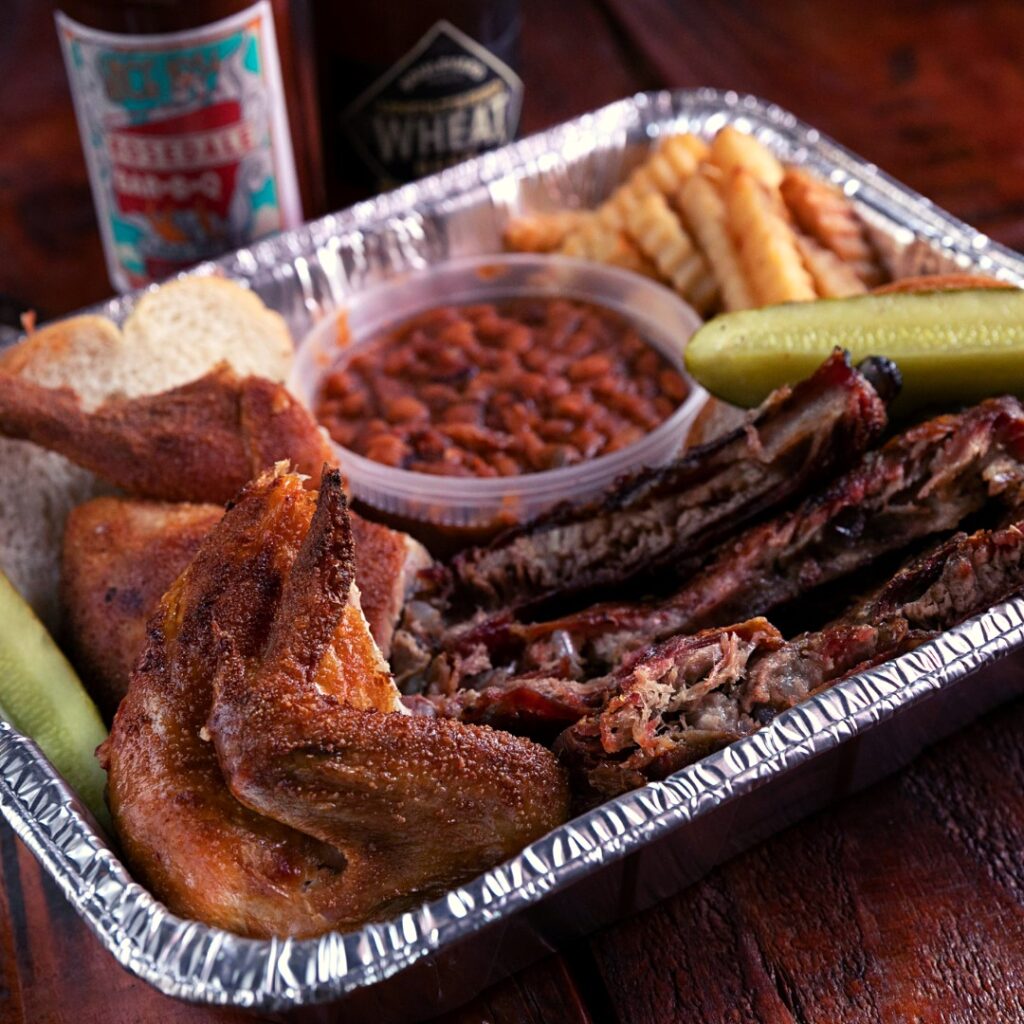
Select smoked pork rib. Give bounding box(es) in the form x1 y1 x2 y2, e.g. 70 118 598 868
554 515 1024 801
424 510 1024 741
450 350 892 614
505 395 1024 678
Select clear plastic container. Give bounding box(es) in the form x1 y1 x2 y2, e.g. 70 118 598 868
291 254 705 543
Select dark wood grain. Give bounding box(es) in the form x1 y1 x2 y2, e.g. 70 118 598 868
0 827 251 1024
518 0 659 134
436 954 594 1024
0 0 107 324
600 0 1024 251
585 697 1024 1024
4 1 1024 1022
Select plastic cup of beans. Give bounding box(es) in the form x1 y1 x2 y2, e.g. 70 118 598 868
291 253 706 550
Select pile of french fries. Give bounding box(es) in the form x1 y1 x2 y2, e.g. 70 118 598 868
503 127 887 315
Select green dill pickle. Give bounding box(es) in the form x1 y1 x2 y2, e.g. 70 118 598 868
0 570 110 830
685 289 1024 411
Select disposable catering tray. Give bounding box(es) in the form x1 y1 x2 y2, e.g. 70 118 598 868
4 89 1024 1020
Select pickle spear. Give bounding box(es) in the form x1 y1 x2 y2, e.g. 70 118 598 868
685 288 1024 410
0 570 110 831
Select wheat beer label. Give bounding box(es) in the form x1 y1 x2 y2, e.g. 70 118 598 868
342 20 523 186
56 3 301 291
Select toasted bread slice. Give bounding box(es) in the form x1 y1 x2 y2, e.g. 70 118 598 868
0 276 295 629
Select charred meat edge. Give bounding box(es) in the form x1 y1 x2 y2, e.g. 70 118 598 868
450 349 891 614
423 403 1024 734
486 396 1024 682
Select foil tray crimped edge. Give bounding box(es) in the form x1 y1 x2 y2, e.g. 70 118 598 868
4 88 1024 1010
4 598 1024 1010
89 88 1024 341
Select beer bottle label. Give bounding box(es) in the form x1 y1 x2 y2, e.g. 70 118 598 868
56 2 302 292
342 20 524 186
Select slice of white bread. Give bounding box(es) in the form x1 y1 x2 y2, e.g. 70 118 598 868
0 276 294 630
0 315 127 408
121 277 292 395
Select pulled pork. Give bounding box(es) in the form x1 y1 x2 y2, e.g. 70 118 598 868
555 514 1024 802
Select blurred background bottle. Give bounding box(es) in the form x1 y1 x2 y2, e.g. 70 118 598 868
308 0 523 206
55 0 322 291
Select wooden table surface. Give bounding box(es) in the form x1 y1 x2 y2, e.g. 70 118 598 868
3 1 1024 1021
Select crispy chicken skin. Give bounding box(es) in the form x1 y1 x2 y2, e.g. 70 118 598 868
61 499 223 717
62 498 431 716
0 364 333 503
100 468 568 937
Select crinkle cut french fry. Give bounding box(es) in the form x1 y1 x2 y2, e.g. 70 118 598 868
587 228 659 278
677 171 755 311
710 126 785 189
624 192 718 310
558 214 610 258
726 170 816 306
794 231 868 298
503 211 586 253
873 272 1013 296
559 215 658 277
661 132 710 172
780 168 885 286
686 268 721 316
597 133 708 230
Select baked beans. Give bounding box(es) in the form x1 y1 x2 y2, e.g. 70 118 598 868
317 298 688 477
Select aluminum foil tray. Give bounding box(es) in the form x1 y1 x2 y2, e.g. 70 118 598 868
4 89 1024 1019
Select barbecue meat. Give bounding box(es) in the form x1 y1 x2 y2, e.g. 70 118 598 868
431 444 1024 748
62 496 433 716
348 514 435 658
555 512 1024 803
0 364 334 503
450 350 891 614
553 617 922 802
424 672 612 738
434 511 1024 747
847 517 1024 630
61 499 223 717
101 467 567 938
509 396 1024 678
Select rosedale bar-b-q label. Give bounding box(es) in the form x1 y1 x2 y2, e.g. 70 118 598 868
57 2 302 291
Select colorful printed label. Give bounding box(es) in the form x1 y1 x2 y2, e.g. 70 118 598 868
57 3 301 291
342 20 523 186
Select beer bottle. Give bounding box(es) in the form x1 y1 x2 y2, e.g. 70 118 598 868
308 0 523 205
54 0 323 291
